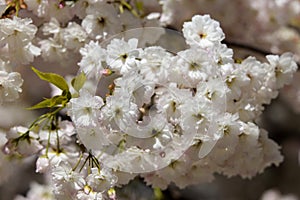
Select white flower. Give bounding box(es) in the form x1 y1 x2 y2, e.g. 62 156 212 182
180 95 214 137
76 126 111 150
170 48 212 87
211 43 234 65
113 71 155 107
68 89 104 127
8 42 41 65
106 38 141 74
38 120 75 147
42 18 61 37
218 123 283 178
61 22 88 51
101 90 139 131
76 190 103 200
159 0 178 25
0 17 37 45
86 167 117 192
155 83 193 119
0 71 23 104
4 126 43 157
0 17 40 65
81 2 122 40
0 59 12 72
266 52 298 88
39 38 68 62
196 78 229 109
0 9 293 192
36 156 50 173
78 41 106 79
139 46 172 83
37 147 79 173
51 162 85 199
197 113 239 159
183 14 225 48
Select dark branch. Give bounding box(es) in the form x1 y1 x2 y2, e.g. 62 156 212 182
224 40 272 56
224 40 300 70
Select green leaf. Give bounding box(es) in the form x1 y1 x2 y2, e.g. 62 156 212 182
28 95 68 110
28 98 53 110
154 188 164 200
71 72 86 92
131 9 139 18
50 95 69 107
135 1 143 12
32 67 69 91
120 0 132 9
119 4 124 13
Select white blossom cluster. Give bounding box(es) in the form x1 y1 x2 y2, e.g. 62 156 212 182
0 16 40 66
0 16 36 103
0 0 161 104
34 0 161 67
159 0 300 61
67 14 297 190
0 0 298 199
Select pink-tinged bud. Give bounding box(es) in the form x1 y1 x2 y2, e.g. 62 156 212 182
101 69 113 76
58 2 65 9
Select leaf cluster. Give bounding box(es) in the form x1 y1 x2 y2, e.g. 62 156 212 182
29 67 86 110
